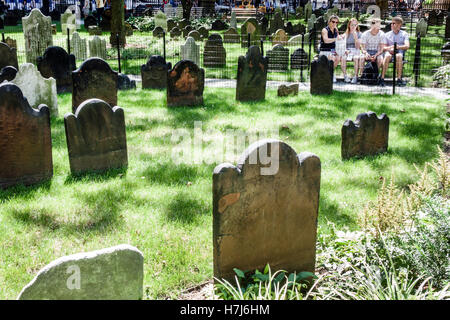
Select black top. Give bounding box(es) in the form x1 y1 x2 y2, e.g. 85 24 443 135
320 26 338 51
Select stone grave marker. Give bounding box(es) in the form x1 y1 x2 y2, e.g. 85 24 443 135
307 14 316 32
0 42 18 69
291 48 308 69
61 8 76 35
296 6 303 19
272 29 289 46
284 21 294 35
88 25 102 35
89 36 107 60
167 60 205 107
22 8 53 64
154 11 168 31
0 66 17 82
117 74 136 91
152 26 165 38
167 19 177 32
241 18 260 47
17 244 143 300
212 19 227 31
181 37 200 65
203 34 226 68
5 37 17 49
305 1 312 21
341 112 389 160
182 25 193 38
267 44 289 72
84 15 98 29
213 139 321 281
187 30 201 41
178 18 190 30
231 11 237 29
277 83 299 97
236 45 268 101
310 55 333 95
70 32 87 61
141 55 171 89
287 34 303 46
416 18 427 37
67 4 82 29
269 12 284 35
224 28 239 43
367 5 381 18
170 27 182 39
198 26 209 39
0 83 53 189
72 58 118 113
314 16 326 32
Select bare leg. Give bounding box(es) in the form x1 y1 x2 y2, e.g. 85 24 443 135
382 53 392 79
396 53 403 79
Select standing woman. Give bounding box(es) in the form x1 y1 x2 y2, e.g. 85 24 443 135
319 14 343 83
342 18 364 83
95 0 105 25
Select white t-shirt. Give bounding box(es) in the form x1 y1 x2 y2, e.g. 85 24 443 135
361 30 386 52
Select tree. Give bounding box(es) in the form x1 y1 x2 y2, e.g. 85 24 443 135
181 0 193 20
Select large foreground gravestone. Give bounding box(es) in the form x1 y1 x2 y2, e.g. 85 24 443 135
267 44 289 72
141 55 171 89
310 55 333 95
236 46 268 101
72 58 118 113
0 42 18 69
341 112 389 160
213 139 321 281
37 46 76 94
203 34 226 68
22 8 53 64
17 244 143 300
167 60 205 107
89 36 107 59
181 37 200 65
0 83 53 189
65 99 127 175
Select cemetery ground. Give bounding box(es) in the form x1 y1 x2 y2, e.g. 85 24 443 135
0 86 447 299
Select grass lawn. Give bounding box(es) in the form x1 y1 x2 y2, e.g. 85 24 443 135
0 87 446 299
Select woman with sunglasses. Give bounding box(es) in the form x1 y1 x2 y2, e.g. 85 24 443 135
319 15 344 83
342 18 364 84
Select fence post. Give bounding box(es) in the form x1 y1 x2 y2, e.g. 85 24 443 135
116 33 121 74
1 32 5 43
413 34 421 86
260 38 264 56
163 31 166 61
393 42 397 95
308 29 313 67
248 32 251 48
410 13 413 35
67 28 71 55
300 33 304 82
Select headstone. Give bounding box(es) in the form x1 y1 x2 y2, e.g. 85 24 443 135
154 11 168 31
366 5 381 18
277 83 299 96
260 16 269 37
284 22 294 35
0 66 18 82
152 26 165 38
61 8 76 35
167 19 176 32
267 44 289 72
224 28 239 43
178 18 190 30
17 244 143 300
198 26 209 39
314 16 326 31
272 29 289 46
88 25 102 35
296 6 303 19
67 4 82 29
117 74 136 91
203 34 226 68
287 34 303 46
170 27 182 39
290 48 308 70
241 18 260 47
9 63 58 116
269 12 285 35
167 60 205 107
182 25 193 38
124 23 133 37
0 42 18 69
52 24 57 35
141 55 171 89
22 9 53 64
0 83 52 189
110 0 126 47
236 46 268 101
213 139 321 281
231 11 237 29
341 112 389 160
427 10 438 26
181 37 200 65
89 36 107 60
84 15 97 29
5 37 17 49
307 14 316 32
72 58 118 113
416 18 427 37
310 55 333 95
70 32 87 61
212 19 227 31
187 30 201 41
305 1 312 21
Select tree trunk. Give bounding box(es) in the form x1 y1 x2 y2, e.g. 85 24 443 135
182 0 193 20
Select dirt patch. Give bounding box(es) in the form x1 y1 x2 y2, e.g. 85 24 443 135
177 280 215 300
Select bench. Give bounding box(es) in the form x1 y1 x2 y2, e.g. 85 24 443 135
230 8 258 21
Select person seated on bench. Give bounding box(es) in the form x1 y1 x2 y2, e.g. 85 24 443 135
319 15 344 83
381 16 410 87
342 18 364 84
360 18 386 86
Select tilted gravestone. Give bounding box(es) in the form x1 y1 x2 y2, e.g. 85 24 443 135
72 58 118 113
203 34 226 68
70 32 87 61
22 8 53 64
241 18 260 47
152 26 165 38
89 36 107 60
416 18 427 37
154 11 168 31
170 27 182 39
198 26 209 39
61 8 76 35
17 244 143 300
65 99 127 174
0 83 53 189
0 42 18 69
10 63 58 116
110 0 126 47
272 29 289 46
0 66 18 82
270 12 285 35
291 48 308 70
213 139 321 281
310 55 333 95
141 55 171 89
182 25 193 38
277 83 299 97
341 112 389 160
267 44 289 72
167 60 205 107
224 28 239 43
187 30 201 41
181 37 200 66
37 46 76 94
236 46 268 101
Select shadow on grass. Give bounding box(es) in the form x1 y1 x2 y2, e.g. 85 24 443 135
318 195 358 229
64 167 128 185
164 192 210 225
0 179 52 202
141 161 201 185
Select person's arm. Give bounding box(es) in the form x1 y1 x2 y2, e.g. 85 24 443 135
321 28 337 43
354 31 361 50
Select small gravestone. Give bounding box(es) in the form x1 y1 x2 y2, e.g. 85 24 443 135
167 60 205 107
187 30 201 41
203 34 226 68
0 42 18 69
152 26 165 38
0 83 53 189
37 46 76 94
278 83 299 97
61 8 76 35
88 25 102 35
141 55 171 89
154 11 168 31
67 4 82 29
341 112 389 160
231 11 237 29
224 28 239 43
89 36 107 60
293 23 306 35
213 139 321 281
270 12 284 35
5 37 17 49
310 55 333 95
22 8 53 64
65 99 127 174
241 18 260 47
70 32 87 61
212 19 227 31
182 25 193 38
170 27 181 39
236 46 268 101
287 34 303 46
10 63 58 116
198 26 209 39
72 58 118 113
291 48 308 69
272 29 289 46
307 14 316 32
181 37 200 65
117 74 136 91
179 18 190 30
0 66 18 82
267 44 289 72
416 18 427 37
84 15 97 29
17 244 143 300
167 19 176 32
284 22 294 35
367 5 381 18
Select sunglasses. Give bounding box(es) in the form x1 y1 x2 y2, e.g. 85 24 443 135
331 20 339 24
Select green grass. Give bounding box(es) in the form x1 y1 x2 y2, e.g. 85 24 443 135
0 87 446 299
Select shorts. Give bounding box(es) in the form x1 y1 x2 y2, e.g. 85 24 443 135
365 50 384 59
319 50 335 58
346 48 361 61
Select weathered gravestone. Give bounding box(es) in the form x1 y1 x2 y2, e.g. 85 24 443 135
17 244 143 300
291 48 308 69
5 37 17 49
181 37 200 65
0 42 18 69
84 15 98 29
284 21 294 36
236 46 268 101
416 18 428 37
70 32 87 61
427 10 438 26
9 63 58 116
37 46 76 94
65 99 127 174
89 36 107 60
61 8 76 35
0 83 53 189
167 19 177 32
22 8 53 64
212 19 227 31
72 58 118 113
296 6 303 19
310 55 333 95
307 14 316 32
293 23 306 35
167 60 205 107
270 12 285 35
267 44 289 72
314 16 326 32
0 66 17 82
67 4 82 29
110 0 126 47
341 111 389 160
272 29 289 46
88 25 102 35
277 83 299 97
224 28 239 43
154 11 168 31
118 73 136 91
178 18 190 30
187 30 201 41
141 55 171 89
305 1 312 21
182 25 193 38
213 139 321 281
198 26 209 39
203 34 226 68
366 5 381 18
152 26 165 38
287 34 303 46
170 27 182 39
230 11 237 29
241 18 260 47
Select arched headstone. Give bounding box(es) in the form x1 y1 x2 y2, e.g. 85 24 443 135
241 18 260 47
167 60 205 107
22 9 53 64
0 42 18 69
310 55 333 95
141 55 171 89
181 37 200 65
187 30 201 41
267 44 289 72
366 5 381 18
89 36 107 60
272 29 289 46
236 46 268 101
203 34 226 68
